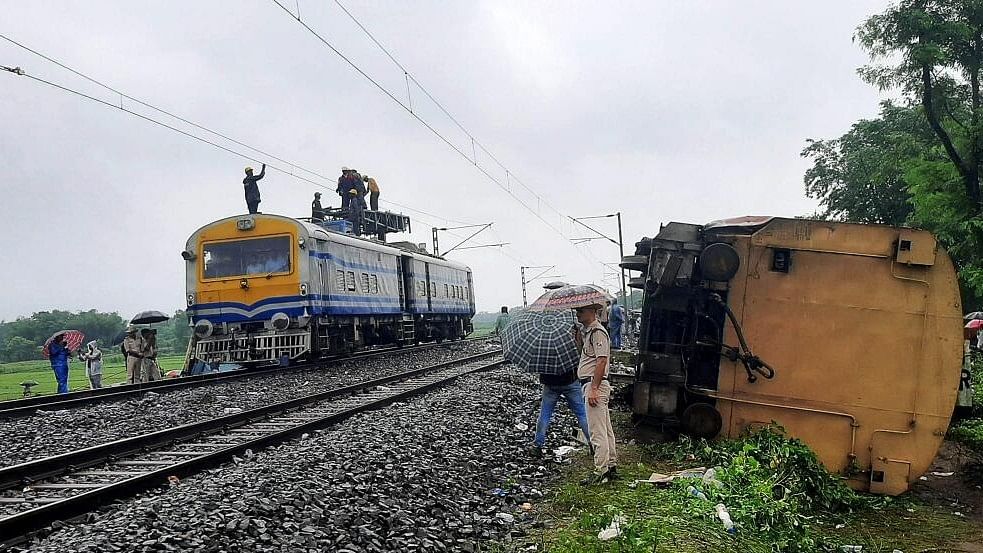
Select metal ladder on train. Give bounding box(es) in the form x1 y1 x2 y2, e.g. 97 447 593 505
399 316 416 343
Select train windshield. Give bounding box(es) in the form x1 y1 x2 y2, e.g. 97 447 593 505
202 236 291 279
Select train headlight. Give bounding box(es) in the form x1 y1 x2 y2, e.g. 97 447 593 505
271 313 290 331
187 293 196 307
299 282 308 296
194 320 214 338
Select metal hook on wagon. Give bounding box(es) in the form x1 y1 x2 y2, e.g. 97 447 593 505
710 293 776 383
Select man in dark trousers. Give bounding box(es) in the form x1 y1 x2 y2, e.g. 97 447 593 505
311 192 325 221
243 164 266 214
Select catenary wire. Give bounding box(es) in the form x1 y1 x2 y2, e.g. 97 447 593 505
269 0 596 267
0 33 476 229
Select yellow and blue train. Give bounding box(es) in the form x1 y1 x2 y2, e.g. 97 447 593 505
182 213 474 366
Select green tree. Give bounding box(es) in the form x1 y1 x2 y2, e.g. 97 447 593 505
802 101 935 224
2 336 38 362
856 0 983 212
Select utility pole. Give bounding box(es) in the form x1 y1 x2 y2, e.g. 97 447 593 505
520 265 554 306
570 213 629 308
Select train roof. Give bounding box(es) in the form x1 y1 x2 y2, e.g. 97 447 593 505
186 213 471 272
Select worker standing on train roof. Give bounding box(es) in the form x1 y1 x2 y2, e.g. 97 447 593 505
312 192 325 221
122 325 145 384
243 164 266 214
348 188 363 234
350 168 367 209
364 174 380 211
337 167 357 210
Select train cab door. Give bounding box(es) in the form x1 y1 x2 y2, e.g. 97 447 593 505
424 263 433 312
399 254 414 312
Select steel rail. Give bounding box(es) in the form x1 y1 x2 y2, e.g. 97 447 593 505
0 337 487 418
0 350 504 545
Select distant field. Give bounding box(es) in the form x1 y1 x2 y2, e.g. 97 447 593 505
0 355 186 401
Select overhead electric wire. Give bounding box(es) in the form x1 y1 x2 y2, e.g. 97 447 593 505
0 33 333 183
269 0 593 266
331 0 564 217
0 33 486 232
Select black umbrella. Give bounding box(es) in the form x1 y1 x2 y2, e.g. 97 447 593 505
131 310 170 325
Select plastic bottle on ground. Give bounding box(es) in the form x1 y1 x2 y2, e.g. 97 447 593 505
715 503 735 534
703 467 723 488
686 485 708 501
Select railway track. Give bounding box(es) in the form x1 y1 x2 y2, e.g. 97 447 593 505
0 338 488 419
0 349 504 546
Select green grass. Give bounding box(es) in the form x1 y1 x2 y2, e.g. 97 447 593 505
0 355 186 400
516 428 982 552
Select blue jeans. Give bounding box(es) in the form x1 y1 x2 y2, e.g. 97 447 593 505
52 364 69 394
534 381 591 447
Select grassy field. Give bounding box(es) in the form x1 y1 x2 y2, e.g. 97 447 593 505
0 355 187 400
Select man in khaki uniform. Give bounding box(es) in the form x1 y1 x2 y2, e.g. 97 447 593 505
141 329 161 381
122 326 145 384
575 303 618 483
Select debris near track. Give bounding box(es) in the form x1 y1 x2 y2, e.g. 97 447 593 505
14 367 550 553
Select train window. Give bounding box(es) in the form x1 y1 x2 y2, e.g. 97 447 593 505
370 274 379 294
202 235 291 279
417 281 426 297
346 271 356 292
444 284 449 297
335 270 345 290
360 273 370 293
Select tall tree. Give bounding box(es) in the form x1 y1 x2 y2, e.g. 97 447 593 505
856 0 983 212
802 101 936 224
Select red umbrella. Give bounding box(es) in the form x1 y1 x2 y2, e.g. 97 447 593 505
42 330 85 358
966 319 983 331
528 284 614 312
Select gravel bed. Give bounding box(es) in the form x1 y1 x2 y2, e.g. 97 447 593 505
0 340 496 468
14 366 583 553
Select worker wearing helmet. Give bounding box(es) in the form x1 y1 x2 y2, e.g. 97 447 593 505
311 192 325 221
243 164 266 214
337 167 355 210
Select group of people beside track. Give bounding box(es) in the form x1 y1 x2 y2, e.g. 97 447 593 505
241 164 383 235
122 326 162 384
45 326 162 394
494 299 628 485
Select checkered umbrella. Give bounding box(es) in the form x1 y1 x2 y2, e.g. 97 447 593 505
501 309 580 375
528 283 614 312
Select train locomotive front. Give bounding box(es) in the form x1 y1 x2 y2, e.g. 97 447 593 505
183 214 474 367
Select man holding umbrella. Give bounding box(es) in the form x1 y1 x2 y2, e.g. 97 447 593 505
122 326 145 384
47 334 72 394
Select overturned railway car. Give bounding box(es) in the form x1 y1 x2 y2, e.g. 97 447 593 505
623 217 963 495
183 214 474 367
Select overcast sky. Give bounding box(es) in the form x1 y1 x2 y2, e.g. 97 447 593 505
0 1 891 320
